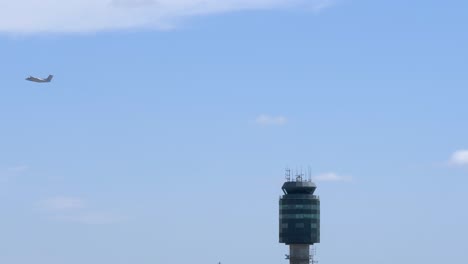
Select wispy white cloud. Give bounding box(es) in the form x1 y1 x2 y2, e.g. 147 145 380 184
0 0 334 33
54 212 125 225
39 196 85 210
7 165 29 173
111 0 158 8
313 172 351 182
255 114 287 126
0 165 29 182
449 150 468 166
37 196 125 224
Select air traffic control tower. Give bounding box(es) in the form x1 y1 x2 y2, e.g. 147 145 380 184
279 170 320 264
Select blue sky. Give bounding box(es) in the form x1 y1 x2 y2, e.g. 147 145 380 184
1 1 468 263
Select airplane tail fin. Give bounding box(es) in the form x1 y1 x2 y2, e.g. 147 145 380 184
46 75 53 81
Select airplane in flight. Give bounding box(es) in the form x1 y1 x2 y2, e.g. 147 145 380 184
25 74 53 83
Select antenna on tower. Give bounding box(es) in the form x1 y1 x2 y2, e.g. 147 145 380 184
296 167 303 182
285 168 291 182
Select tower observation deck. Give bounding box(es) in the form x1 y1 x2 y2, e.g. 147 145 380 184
279 169 320 264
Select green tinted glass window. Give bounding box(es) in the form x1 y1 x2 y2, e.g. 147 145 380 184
280 204 319 210
280 214 319 219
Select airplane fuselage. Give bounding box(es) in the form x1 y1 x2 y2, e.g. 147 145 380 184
25 74 53 83
26 77 49 83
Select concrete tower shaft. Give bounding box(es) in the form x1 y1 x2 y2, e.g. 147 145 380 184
289 245 311 264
